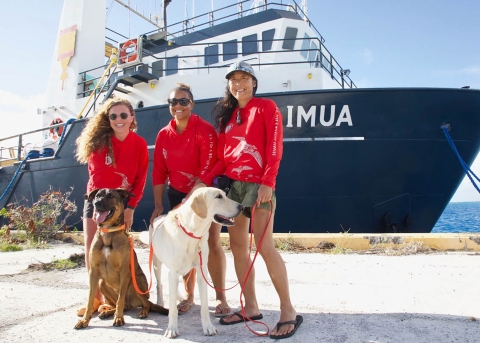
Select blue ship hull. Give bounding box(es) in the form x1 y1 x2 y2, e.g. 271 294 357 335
2 87 480 233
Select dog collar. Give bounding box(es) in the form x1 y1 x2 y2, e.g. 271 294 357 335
99 224 126 233
175 215 201 239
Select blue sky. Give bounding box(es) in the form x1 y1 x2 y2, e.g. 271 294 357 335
0 0 479 201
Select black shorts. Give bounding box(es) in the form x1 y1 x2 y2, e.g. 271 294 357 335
167 186 187 210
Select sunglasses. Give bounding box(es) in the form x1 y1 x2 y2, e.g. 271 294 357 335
108 112 130 120
168 98 191 106
236 109 242 125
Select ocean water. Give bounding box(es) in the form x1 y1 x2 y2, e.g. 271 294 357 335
432 201 480 233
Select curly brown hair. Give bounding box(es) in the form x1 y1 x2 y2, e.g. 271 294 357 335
75 98 137 165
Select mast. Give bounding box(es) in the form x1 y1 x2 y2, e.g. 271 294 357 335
163 0 172 30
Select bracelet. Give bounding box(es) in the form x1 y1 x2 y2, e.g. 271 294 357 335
126 205 135 209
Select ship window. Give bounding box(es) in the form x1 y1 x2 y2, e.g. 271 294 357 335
151 60 164 78
310 41 319 64
242 34 258 56
262 29 275 51
204 44 219 65
282 27 298 50
223 39 238 61
300 34 310 59
322 55 331 73
166 56 178 76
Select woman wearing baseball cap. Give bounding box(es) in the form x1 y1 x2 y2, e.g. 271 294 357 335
203 61 302 339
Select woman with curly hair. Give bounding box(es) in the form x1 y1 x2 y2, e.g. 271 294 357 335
75 97 149 316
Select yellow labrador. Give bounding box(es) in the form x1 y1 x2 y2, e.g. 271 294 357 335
140 187 243 338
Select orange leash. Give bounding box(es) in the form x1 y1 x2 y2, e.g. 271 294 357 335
129 235 154 295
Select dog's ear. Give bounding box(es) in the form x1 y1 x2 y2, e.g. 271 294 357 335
190 193 207 219
85 189 100 201
116 189 135 200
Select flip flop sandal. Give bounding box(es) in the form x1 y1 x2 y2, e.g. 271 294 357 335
269 314 303 339
214 305 233 318
98 304 116 313
177 300 194 315
76 298 102 317
219 311 263 325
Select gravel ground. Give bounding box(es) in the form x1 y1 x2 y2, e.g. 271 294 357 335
0 242 479 342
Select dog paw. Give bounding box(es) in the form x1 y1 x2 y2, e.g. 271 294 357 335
113 316 125 327
203 324 218 336
74 319 90 330
164 327 180 339
138 309 149 319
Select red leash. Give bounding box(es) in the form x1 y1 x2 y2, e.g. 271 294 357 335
197 201 273 337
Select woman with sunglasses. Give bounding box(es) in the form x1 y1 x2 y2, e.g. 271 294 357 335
150 83 232 317
75 97 149 316
204 61 301 339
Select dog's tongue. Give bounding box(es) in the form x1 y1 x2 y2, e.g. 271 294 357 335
94 211 109 223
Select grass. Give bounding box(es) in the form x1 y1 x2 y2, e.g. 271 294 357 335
27 253 85 271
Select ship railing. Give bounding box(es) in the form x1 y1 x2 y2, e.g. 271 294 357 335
0 121 71 165
77 36 355 98
143 1 325 45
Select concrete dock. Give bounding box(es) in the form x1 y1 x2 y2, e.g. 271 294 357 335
0 235 479 342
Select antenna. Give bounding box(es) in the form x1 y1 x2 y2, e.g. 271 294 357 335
114 0 164 29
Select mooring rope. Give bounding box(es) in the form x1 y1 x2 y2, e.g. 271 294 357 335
441 126 480 194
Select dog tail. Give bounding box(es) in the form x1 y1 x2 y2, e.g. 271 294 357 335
149 302 169 316
139 230 150 245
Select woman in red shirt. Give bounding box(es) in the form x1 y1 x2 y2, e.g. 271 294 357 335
75 98 149 316
205 61 302 339
151 83 232 317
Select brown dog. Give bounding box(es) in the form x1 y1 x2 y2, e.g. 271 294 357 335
74 188 168 330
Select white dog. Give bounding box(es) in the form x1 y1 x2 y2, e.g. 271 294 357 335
140 187 244 338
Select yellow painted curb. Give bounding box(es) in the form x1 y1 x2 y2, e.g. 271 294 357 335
57 232 480 252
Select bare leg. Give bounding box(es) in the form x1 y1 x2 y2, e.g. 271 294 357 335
252 208 297 337
207 222 231 315
221 214 261 322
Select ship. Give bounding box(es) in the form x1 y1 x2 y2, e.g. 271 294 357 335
1 0 480 234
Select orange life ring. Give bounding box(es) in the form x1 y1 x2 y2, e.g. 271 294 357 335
49 118 64 139
120 39 138 64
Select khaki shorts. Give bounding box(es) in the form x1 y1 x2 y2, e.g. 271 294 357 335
227 180 276 219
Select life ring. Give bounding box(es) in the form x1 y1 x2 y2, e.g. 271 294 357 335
120 39 138 64
49 118 64 139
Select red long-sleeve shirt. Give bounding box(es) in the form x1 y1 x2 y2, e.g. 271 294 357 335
152 114 218 193
206 97 283 189
86 131 149 208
